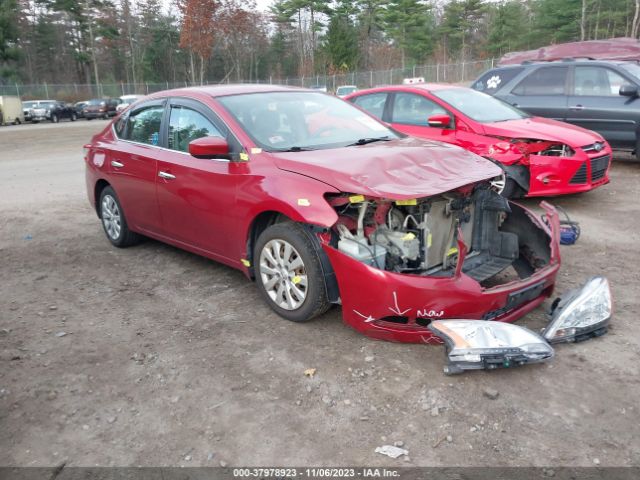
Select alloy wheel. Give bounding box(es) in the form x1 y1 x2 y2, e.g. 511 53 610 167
490 172 506 194
259 239 308 310
101 194 122 240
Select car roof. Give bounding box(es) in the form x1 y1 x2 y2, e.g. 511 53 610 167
352 83 466 95
495 59 635 68
148 84 309 99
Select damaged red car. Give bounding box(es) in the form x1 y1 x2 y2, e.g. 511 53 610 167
346 84 612 198
85 85 561 344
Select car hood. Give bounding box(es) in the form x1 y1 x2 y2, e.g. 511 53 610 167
481 117 602 146
272 137 501 199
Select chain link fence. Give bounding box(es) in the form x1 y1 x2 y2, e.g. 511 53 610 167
0 59 497 101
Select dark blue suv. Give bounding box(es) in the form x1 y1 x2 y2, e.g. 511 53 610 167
472 60 640 158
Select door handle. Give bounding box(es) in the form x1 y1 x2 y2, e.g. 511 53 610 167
111 160 124 168
511 102 519 107
158 171 176 180
569 105 584 110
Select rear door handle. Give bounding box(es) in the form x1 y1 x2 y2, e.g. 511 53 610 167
111 160 124 168
158 171 176 180
569 105 584 110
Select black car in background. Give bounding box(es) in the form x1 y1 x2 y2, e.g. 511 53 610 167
472 59 640 157
47 101 77 122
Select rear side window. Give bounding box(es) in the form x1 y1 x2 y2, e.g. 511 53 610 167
350 93 388 119
121 105 164 145
168 106 223 152
473 68 524 94
574 66 632 96
392 93 447 126
512 67 568 96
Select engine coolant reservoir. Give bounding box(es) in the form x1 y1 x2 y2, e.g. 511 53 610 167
338 238 387 270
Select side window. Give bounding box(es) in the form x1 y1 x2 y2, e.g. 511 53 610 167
122 105 164 145
512 67 568 96
473 68 524 94
574 66 632 96
391 93 448 126
168 106 223 152
351 93 388 119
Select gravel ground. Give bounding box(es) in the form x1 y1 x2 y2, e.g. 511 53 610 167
1 121 639 467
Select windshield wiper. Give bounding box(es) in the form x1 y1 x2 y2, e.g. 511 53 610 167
272 146 316 152
346 136 391 146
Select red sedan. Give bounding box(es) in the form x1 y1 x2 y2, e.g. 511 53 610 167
85 85 561 344
346 84 612 197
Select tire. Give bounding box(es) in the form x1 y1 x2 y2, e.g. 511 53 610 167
98 186 141 248
71 112 77 121
87 117 93 121
51 114 59 123
254 222 330 322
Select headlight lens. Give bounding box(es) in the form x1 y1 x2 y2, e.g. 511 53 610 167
543 276 611 344
428 320 554 375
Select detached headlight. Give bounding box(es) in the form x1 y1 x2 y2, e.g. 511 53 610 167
428 320 554 375
543 276 611 344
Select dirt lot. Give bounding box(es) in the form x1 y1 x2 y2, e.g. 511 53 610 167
1 121 639 468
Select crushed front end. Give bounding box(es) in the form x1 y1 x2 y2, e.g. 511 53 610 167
321 186 561 344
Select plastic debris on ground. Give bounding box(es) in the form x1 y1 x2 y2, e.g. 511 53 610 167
374 445 409 459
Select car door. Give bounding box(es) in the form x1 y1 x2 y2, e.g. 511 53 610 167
500 66 569 120
154 98 242 260
108 99 166 234
387 91 457 144
566 65 639 149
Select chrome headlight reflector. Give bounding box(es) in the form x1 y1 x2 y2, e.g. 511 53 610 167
543 276 611 344
428 320 554 375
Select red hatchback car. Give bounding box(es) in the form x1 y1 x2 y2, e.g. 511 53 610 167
346 84 612 197
85 85 561 344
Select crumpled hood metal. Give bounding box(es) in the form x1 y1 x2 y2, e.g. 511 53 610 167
272 137 501 199
481 117 602 146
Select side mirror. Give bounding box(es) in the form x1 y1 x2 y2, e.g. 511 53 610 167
427 114 451 128
619 85 638 97
188 136 230 159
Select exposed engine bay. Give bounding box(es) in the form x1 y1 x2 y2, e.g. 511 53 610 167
327 186 551 286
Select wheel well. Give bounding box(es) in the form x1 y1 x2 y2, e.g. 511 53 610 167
247 211 285 277
94 180 110 216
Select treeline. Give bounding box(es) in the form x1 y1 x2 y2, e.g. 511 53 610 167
0 0 637 85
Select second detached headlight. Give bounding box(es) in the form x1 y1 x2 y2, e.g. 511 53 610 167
543 276 612 344
428 320 554 375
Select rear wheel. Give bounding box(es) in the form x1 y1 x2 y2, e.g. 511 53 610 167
71 112 77 121
254 223 330 322
51 114 59 123
99 186 141 248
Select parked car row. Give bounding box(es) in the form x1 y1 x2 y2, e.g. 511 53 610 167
0 95 147 126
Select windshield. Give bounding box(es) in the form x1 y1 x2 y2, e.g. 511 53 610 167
432 88 529 123
218 91 399 151
23 101 36 108
337 86 357 95
620 63 640 81
40 101 56 109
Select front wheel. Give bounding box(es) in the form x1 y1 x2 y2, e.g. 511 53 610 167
51 114 59 123
254 223 330 322
99 186 141 247
490 171 525 198
71 112 77 121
